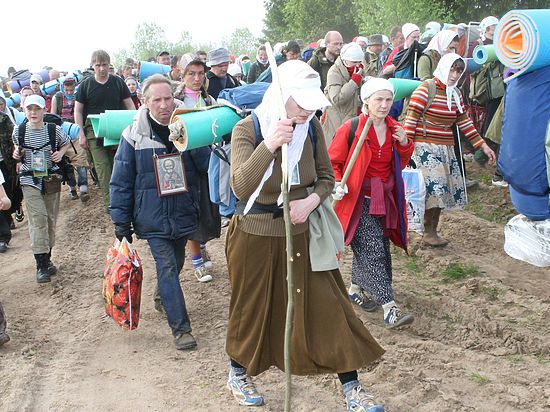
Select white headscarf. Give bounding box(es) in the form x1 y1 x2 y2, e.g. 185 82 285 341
480 16 499 41
433 53 465 113
245 60 331 214
424 30 458 56
402 23 420 47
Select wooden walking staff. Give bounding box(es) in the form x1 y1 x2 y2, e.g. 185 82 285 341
263 42 294 412
332 118 374 207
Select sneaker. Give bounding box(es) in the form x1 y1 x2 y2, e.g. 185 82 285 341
384 306 414 329
227 368 264 406
221 216 231 228
465 179 479 189
0 241 7 253
463 153 475 163
349 285 378 312
80 192 90 203
345 385 384 412
0 332 10 347
15 209 24 222
491 177 508 188
201 247 213 270
174 332 197 350
69 189 79 200
194 265 213 283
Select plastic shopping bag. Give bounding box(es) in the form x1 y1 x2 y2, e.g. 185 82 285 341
504 215 550 268
402 167 426 233
102 238 143 330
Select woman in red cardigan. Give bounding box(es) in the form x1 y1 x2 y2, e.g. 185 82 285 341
328 78 415 329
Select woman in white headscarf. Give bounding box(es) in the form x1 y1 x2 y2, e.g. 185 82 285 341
417 29 459 80
404 53 496 246
225 60 385 412
322 42 365 145
329 78 415 329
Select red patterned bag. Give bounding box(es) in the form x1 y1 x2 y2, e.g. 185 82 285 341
102 238 143 330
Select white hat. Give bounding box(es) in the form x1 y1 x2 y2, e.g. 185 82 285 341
402 23 420 40
30 74 43 84
206 48 230 67
278 60 330 111
360 78 394 102
382 35 390 44
354 36 369 46
24 94 46 109
340 43 364 62
480 16 499 33
227 63 242 77
425 21 442 32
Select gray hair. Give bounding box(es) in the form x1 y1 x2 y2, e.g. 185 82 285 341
141 74 174 100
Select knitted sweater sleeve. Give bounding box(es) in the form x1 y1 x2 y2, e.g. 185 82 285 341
403 83 429 140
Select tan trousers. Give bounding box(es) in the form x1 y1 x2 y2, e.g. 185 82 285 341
22 185 59 254
84 122 115 208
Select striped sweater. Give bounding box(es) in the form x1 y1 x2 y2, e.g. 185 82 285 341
404 78 484 148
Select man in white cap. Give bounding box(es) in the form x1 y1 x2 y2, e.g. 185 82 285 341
12 94 70 283
382 23 420 75
206 47 239 100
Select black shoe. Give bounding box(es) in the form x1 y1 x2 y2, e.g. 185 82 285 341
15 209 24 222
69 189 79 200
35 254 51 283
0 241 7 253
174 332 197 350
47 250 57 276
80 192 90 203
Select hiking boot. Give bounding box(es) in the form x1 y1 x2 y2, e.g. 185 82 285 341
384 306 414 329
35 254 51 284
466 179 479 189
0 241 7 253
46 251 57 277
345 384 384 412
80 192 90 203
348 284 378 312
174 332 197 350
227 367 264 406
491 176 508 188
423 208 448 247
201 247 213 269
0 332 10 347
194 265 213 283
69 189 79 200
15 209 24 222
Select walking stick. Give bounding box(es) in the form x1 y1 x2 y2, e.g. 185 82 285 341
264 42 294 412
455 124 469 203
332 118 374 207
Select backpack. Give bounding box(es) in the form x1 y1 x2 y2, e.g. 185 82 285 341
55 91 63 114
469 61 505 105
393 41 426 79
420 79 438 138
217 82 271 117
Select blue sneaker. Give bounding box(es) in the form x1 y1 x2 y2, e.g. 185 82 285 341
227 368 264 406
345 385 385 412
349 284 378 312
384 306 414 329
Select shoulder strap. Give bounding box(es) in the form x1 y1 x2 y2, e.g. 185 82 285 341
251 112 316 158
55 91 63 114
348 116 360 149
421 79 437 138
47 123 57 152
18 123 26 147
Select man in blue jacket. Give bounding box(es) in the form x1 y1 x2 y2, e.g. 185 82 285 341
109 74 210 350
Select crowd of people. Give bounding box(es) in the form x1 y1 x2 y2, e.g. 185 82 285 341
0 15 507 411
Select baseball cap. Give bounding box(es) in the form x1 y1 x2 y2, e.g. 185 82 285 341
157 50 170 58
278 60 331 111
30 74 43 84
24 94 46 109
63 76 76 85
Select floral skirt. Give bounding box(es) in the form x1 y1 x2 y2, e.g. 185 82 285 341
412 142 466 210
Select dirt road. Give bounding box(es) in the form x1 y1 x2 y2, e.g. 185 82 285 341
1 181 549 411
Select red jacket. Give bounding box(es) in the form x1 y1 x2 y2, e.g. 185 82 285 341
328 113 414 249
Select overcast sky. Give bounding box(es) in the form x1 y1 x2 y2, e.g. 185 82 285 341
1 0 266 75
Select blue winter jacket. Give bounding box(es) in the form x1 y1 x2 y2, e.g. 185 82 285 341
109 105 210 240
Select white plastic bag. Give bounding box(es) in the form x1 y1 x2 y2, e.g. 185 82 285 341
504 215 550 267
402 167 426 233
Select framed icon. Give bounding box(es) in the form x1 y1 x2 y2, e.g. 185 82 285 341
153 153 188 197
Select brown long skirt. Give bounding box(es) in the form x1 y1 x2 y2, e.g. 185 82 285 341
225 220 385 377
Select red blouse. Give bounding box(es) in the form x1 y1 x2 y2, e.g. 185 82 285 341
365 130 393 182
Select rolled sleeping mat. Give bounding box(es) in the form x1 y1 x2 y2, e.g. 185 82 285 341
13 110 27 126
40 72 82 96
465 58 483 73
388 78 421 101
5 93 21 108
138 61 171 82
88 114 101 137
6 69 50 94
494 9 550 82
472 44 498 65
95 110 137 146
61 121 80 140
169 105 241 151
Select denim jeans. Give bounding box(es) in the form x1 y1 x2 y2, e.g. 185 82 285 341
147 237 191 336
